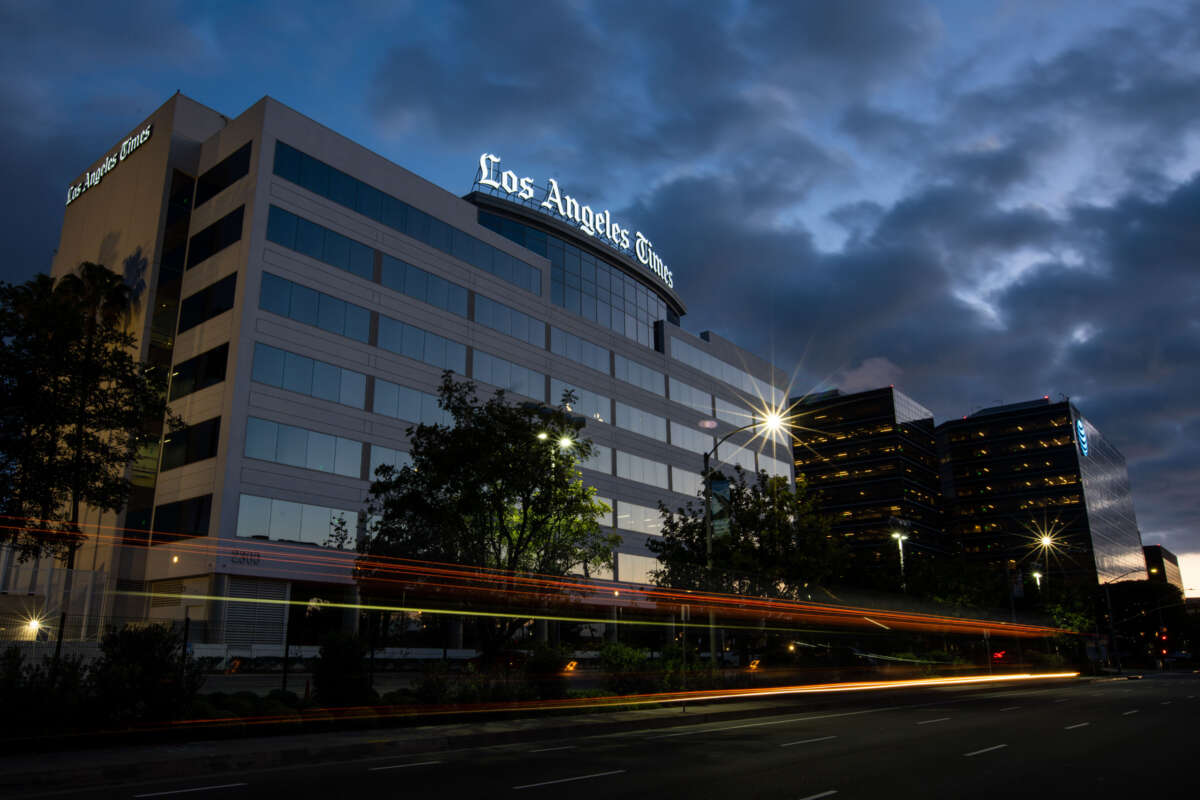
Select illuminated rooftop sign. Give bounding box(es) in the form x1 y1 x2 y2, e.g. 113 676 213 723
1076 418 1089 457
65 124 153 207
476 153 674 289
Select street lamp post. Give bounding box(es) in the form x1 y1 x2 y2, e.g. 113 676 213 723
699 412 785 668
891 532 908 591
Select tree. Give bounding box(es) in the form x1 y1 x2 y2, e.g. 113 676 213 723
649 468 841 599
358 373 618 665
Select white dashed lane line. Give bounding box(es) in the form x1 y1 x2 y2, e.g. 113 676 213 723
1122 710 1139 716
133 784 248 798
1065 722 1090 730
964 744 1007 757
916 717 951 725
368 761 444 772
797 791 838 800
780 735 838 748
998 706 1021 712
529 746 576 753
512 770 626 790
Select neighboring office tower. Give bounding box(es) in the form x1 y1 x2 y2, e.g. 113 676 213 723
790 387 941 577
1143 545 1184 594
937 398 1145 588
46 93 793 646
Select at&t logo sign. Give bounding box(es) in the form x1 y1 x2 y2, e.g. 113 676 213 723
1076 418 1089 457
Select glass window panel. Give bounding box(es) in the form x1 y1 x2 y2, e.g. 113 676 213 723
289 284 319 326
344 304 370 342
447 284 468 317
317 293 346 334
306 431 336 472
329 169 357 209
281 351 314 395
357 183 383 220
252 342 285 387
426 274 448 310
401 324 424 360
273 141 301 183
275 423 308 467
373 379 399 417
348 241 374 281
322 231 350 272
268 499 303 541
335 437 362 477
244 417 277 461
266 206 297 249
295 217 324 260
300 504 333 545
259 273 291 316
311 361 341 403
236 494 272 538
404 266 428 303
298 154 329 196
382 195 406 229
380 255 405 292
340 369 366 409
423 332 446 367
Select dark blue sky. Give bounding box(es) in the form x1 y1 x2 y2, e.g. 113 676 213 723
3 0 1197 591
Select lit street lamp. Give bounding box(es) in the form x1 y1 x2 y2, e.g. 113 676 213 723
699 409 787 666
1032 570 1042 590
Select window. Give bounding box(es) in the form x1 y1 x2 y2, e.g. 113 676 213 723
373 379 452 426
671 466 703 498
550 327 609 373
251 342 366 408
475 295 545 347
369 445 413 478
169 343 228 400
266 206 374 281
178 273 236 333
594 495 614 527
613 354 664 395
716 439 756 471
670 421 713 455
669 377 712 415
258 273 370 343
236 493 357 548
759 451 792 479
472 351 544 399
550 379 609 424
379 254 469 317
195 142 252 208
615 402 666 442
716 396 752 425
377 315 467 373
616 500 661 536
152 494 212 544
579 444 612 474
244 416 363 478
617 552 658 584
161 417 221 470
672 337 783 403
616 451 669 489
186 206 244 269
274 141 541 295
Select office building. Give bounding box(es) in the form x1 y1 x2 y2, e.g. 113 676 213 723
24 93 793 644
790 387 941 574
937 398 1145 586
1143 545 1184 594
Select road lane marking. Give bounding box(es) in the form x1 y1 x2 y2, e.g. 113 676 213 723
1065 722 1090 730
781 735 838 747
1053 698 1069 703
513 770 626 790
964 744 1007 757
1160 701 1171 705
798 791 838 800
999 706 1021 712
133 785 248 798
916 717 951 725
1122 710 1139 716
529 746 575 753
368 761 444 771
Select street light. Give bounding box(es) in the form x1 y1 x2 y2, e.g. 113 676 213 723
1032 570 1042 590
700 411 787 667
892 531 908 591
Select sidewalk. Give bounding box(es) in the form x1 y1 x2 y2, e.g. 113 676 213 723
0 675 1089 796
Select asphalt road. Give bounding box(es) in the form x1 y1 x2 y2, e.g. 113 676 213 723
24 674 1200 799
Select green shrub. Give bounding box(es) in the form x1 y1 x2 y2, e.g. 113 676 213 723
524 644 569 699
599 642 655 695
90 624 205 724
312 632 374 707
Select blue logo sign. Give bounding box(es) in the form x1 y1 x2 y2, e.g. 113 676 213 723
1076 418 1089 457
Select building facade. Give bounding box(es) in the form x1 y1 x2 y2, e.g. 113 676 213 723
790 387 941 574
37 94 793 644
937 398 1145 586
1143 545 1184 594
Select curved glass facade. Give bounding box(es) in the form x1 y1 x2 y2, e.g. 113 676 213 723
477 210 678 349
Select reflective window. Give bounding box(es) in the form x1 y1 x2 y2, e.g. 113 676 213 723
475 295 545 347
549 327 610 373
671 466 703 498
613 355 665 395
617 552 658 584
715 396 753 425
186 206 244 270
160 417 221 471
236 493 357 549
616 451 669 490
274 141 541 295
251 342 366 409
669 377 713 415
169 343 228 400
369 445 413 478
672 337 783 404
151 494 212 544
258 273 370 343
615 402 667 442
178 273 236 333
550 379 609 424
594 495 614 527
373 379 453 426
472 351 545 400
670 421 714 455
266 206 374 281
244 416 363 478
195 142 252 208
377 315 467 373
380 254 468 316
580 444 612 474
